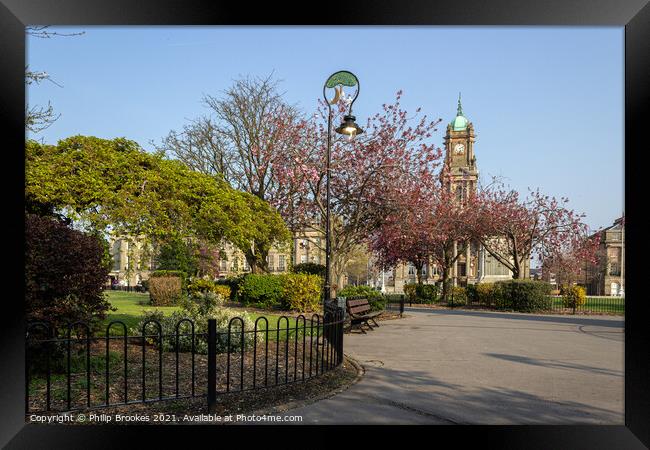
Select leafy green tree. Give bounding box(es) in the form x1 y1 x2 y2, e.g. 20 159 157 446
25 136 290 269
155 236 199 276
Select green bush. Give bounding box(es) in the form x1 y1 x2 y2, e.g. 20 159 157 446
239 274 284 309
466 283 477 303
213 285 231 300
339 285 385 311
132 300 257 354
476 283 495 305
151 270 188 279
239 273 324 312
149 276 182 306
187 278 216 296
449 286 467 305
184 290 227 309
416 284 438 303
562 285 586 308
291 262 325 277
151 270 188 292
403 283 438 304
216 274 247 302
467 283 495 305
403 283 417 304
187 278 231 300
493 280 552 312
281 273 322 312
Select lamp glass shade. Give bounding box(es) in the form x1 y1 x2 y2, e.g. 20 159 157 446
335 115 363 137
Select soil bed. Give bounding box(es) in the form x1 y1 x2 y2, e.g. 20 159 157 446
26 356 359 424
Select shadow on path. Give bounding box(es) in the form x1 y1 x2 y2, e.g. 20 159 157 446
485 353 623 378
283 364 623 424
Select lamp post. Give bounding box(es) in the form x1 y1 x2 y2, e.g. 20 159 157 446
322 71 363 309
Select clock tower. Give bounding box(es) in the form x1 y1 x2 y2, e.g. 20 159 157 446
441 93 478 201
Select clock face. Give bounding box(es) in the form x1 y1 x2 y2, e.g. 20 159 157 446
454 143 465 154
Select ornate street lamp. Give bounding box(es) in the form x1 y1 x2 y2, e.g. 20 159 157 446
322 70 363 308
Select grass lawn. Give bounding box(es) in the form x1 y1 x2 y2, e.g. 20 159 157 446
103 291 321 337
103 290 181 332
549 296 624 315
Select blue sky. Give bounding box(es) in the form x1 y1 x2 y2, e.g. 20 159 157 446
26 26 624 231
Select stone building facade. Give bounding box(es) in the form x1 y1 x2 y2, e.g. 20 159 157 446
586 217 625 296
107 235 155 287
371 95 516 294
107 228 331 284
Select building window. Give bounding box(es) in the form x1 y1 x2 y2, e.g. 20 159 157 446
267 255 274 271
111 241 121 271
456 185 464 201
220 260 227 271
300 255 307 264
243 259 250 271
408 264 415 276
485 254 510 276
278 255 286 271
458 263 467 277
609 262 621 276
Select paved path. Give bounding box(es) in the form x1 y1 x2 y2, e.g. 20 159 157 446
278 308 624 424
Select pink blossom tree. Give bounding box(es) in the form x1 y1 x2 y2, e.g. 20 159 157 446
541 226 602 288
474 182 594 280
369 181 438 285
275 91 443 296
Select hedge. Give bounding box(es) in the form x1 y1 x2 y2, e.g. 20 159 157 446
493 279 552 312
449 286 467 305
403 283 439 304
281 273 321 312
561 285 586 308
239 274 285 309
216 274 247 302
151 270 188 291
149 276 183 306
187 278 231 301
238 273 322 312
291 262 325 277
338 285 386 311
466 283 495 305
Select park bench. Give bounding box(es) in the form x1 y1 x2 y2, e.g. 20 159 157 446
345 297 382 334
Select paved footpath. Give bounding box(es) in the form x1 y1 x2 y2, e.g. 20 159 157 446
275 308 624 425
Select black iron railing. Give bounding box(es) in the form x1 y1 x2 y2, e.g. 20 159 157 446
438 294 624 315
26 307 345 414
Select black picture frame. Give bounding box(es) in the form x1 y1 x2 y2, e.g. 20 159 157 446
1 0 648 447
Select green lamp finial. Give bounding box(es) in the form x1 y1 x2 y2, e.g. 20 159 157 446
457 92 463 116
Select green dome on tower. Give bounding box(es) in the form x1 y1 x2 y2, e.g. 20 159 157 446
450 92 468 131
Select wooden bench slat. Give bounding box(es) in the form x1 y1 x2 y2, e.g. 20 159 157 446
344 296 383 334
347 299 368 306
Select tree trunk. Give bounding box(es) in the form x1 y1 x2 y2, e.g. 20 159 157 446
511 258 522 279
331 258 345 300
244 244 270 274
415 261 424 285
441 266 450 302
